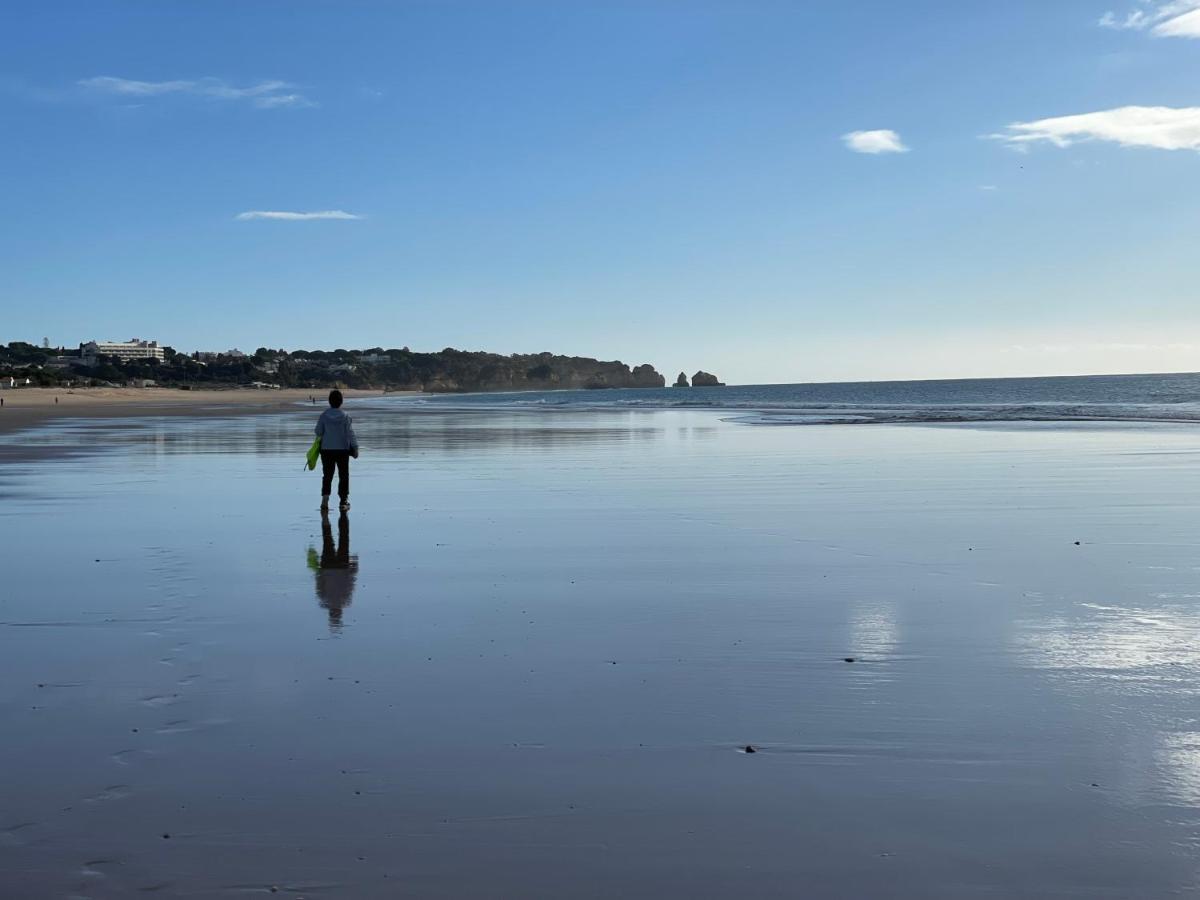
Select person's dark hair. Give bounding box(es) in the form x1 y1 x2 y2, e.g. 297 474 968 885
328 389 343 408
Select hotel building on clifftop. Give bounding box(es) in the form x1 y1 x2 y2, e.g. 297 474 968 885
81 338 166 364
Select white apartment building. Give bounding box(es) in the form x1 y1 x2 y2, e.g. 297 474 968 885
81 339 166 363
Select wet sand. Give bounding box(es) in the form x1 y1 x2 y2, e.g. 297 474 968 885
2 408 1199 897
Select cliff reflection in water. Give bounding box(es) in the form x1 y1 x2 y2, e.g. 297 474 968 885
307 511 358 632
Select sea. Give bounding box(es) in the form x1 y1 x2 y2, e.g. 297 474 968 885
365 371 1200 426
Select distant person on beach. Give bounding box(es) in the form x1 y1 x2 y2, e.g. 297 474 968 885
315 389 359 512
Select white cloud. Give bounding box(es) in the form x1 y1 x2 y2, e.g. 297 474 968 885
78 76 313 108
79 76 194 96
842 129 909 154
994 105 1200 151
1156 7 1200 34
253 94 309 109
1099 1 1200 37
235 210 361 221
203 79 289 100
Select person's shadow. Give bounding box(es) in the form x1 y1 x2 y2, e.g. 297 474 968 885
306 511 359 632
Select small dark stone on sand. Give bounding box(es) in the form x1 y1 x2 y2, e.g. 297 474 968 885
742 745 757 753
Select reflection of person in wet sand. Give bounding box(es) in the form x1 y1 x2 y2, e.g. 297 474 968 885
307 511 358 632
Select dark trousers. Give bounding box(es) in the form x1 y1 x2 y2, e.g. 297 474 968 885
320 449 350 500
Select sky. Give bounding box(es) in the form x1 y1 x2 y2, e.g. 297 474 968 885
2 0 1200 385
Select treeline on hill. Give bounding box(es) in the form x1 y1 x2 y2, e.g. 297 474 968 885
0 342 71 385
0 343 667 392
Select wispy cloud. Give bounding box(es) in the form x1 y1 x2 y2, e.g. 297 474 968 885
842 129 909 154
235 210 361 221
78 76 314 108
253 93 308 109
993 105 1200 151
79 76 194 96
1099 1 1200 37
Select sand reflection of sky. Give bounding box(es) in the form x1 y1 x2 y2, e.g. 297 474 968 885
1020 600 1200 679
1157 731 1200 807
848 598 901 660
1019 597 1200 808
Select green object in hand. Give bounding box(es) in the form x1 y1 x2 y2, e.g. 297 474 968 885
305 437 321 471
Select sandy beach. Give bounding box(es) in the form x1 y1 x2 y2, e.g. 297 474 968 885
3 402 1199 896
0 386 390 436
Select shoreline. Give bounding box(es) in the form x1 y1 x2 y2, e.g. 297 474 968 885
0 387 395 437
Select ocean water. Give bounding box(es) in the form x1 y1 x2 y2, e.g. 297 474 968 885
3 397 1200 896
370 371 1200 425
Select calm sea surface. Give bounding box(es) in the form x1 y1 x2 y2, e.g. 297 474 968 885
371 371 1200 425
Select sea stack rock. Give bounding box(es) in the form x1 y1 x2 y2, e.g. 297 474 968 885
631 364 667 388
691 371 724 387
674 372 689 387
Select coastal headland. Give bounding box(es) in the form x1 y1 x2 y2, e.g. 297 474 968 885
0 342 671 394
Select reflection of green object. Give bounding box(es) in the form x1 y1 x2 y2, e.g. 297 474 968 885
305 437 321 471
306 547 320 572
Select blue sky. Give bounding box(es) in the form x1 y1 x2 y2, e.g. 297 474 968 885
3 0 1200 384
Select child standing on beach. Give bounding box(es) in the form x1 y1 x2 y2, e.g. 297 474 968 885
315 389 359 512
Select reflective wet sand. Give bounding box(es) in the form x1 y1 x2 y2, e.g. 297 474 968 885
2 409 1199 897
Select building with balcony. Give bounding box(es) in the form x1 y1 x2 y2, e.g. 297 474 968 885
81 339 166 364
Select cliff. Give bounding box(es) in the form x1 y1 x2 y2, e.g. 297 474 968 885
275 348 666 393
5 341 671 393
